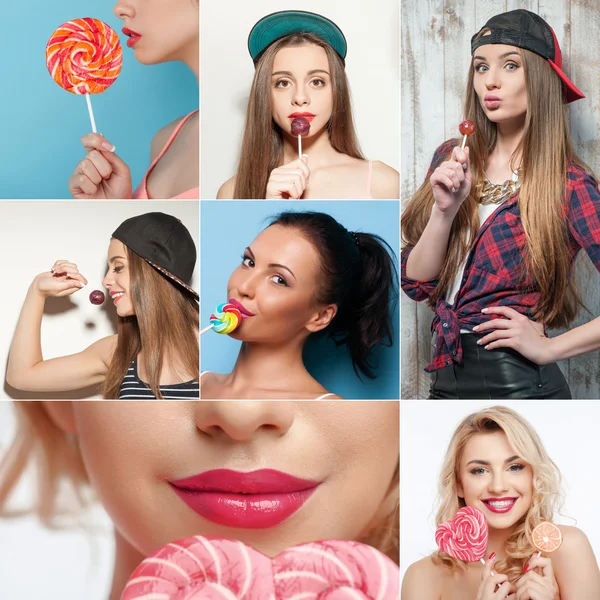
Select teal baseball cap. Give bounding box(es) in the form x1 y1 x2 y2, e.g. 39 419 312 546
248 10 347 65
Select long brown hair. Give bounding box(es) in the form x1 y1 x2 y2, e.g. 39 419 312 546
233 32 364 199
402 42 594 328
102 249 199 399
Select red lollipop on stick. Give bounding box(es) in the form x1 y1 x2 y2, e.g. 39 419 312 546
291 117 310 158
459 120 476 149
436 506 491 571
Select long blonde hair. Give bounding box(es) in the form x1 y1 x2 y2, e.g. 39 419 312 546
233 33 364 199
433 406 563 581
0 402 399 564
402 39 594 328
102 248 199 400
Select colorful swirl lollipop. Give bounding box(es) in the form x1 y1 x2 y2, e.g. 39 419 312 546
200 303 241 335
46 18 122 132
435 506 489 563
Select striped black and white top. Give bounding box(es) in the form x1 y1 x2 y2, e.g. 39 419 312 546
119 357 199 399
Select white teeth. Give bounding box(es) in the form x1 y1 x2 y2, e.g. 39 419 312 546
112 292 124 298
487 500 515 508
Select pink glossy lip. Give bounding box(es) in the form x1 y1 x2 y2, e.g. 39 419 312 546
483 95 501 109
169 469 320 529
122 27 142 47
228 297 255 318
289 112 315 122
482 497 518 514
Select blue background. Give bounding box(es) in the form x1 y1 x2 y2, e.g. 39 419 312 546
0 1 198 199
201 201 400 400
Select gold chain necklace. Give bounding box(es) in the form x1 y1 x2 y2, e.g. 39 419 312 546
478 170 520 205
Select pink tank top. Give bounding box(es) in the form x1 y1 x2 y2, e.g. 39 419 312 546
133 110 199 200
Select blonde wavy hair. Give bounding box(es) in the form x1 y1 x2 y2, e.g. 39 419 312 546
432 406 563 582
0 402 399 564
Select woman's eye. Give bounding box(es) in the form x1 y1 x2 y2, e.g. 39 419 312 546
241 256 254 268
275 79 291 89
509 464 525 472
505 63 519 71
470 468 486 475
113 266 124 273
311 78 326 87
475 64 488 73
270 275 288 286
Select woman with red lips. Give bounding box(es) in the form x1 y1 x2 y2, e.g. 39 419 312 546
0 400 399 599
200 210 398 399
68 0 199 200
6 213 199 399
402 9 600 399
217 10 399 200
402 406 600 600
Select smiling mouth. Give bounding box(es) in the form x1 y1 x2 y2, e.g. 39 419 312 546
482 498 518 513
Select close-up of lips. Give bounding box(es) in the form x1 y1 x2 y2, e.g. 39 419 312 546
169 469 321 529
122 27 142 48
228 297 255 318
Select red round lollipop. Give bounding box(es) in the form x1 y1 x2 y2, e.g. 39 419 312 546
89 290 105 305
459 120 476 137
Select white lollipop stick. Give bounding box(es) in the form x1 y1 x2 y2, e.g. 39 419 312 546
85 93 97 133
200 324 214 335
479 558 496 576
298 134 302 158
460 135 468 149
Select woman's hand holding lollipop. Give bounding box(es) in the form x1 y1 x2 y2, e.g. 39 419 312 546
265 156 310 199
430 145 472 217
34 261 105 305
68 133 132 199
475 555 516 600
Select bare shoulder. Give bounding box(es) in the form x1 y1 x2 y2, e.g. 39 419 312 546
370 160 400 199
402 556 443 600
554 525 594 561
551 525 600 598
150 115 188 162
217 176 236 199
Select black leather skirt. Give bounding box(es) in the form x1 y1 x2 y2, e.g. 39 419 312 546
429 334 571 399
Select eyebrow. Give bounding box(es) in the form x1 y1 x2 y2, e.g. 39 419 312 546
246 246 297 281
271 69 330 77
466 455 521 467
108 255 127 264
473 51 521 61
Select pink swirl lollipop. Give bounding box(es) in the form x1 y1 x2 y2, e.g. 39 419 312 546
435 506 488 563
121 536 399 600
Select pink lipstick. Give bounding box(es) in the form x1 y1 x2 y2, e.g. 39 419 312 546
228 298 255 319
482 497 518 514
169 469 320 529
122 27 142 48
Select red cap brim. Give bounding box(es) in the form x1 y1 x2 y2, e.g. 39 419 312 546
548 60 585 104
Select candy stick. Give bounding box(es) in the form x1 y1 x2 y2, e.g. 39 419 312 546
85 93 97 133
459 120 476 149
298 134 302 158
291 117 310 159
200 324 214 335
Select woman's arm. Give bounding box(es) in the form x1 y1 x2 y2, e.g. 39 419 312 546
405 146 471 280
371 161 400 199
6 273 115 393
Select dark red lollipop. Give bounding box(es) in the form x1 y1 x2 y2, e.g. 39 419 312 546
291 116 310 136
89 290 105 305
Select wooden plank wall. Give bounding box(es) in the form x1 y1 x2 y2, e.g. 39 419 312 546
401 0 600 399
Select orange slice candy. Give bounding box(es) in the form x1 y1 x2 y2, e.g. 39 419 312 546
532 522 563 554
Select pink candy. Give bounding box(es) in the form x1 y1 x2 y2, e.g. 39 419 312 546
435 506 488 562
121 536 399 600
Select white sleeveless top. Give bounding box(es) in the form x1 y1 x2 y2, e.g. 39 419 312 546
200 372 336 400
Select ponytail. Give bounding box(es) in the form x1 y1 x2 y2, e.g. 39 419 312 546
268 211 398 379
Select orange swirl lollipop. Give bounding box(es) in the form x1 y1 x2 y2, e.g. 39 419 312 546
46 18 122 132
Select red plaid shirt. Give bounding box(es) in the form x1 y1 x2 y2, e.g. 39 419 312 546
402 139 600 372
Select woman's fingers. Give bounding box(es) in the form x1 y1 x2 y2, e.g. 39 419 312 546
81 132 116 153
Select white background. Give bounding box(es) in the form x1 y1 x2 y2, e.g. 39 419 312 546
400 400 600 582
0 402 114 600
0 201 199 400
201 0 399 198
